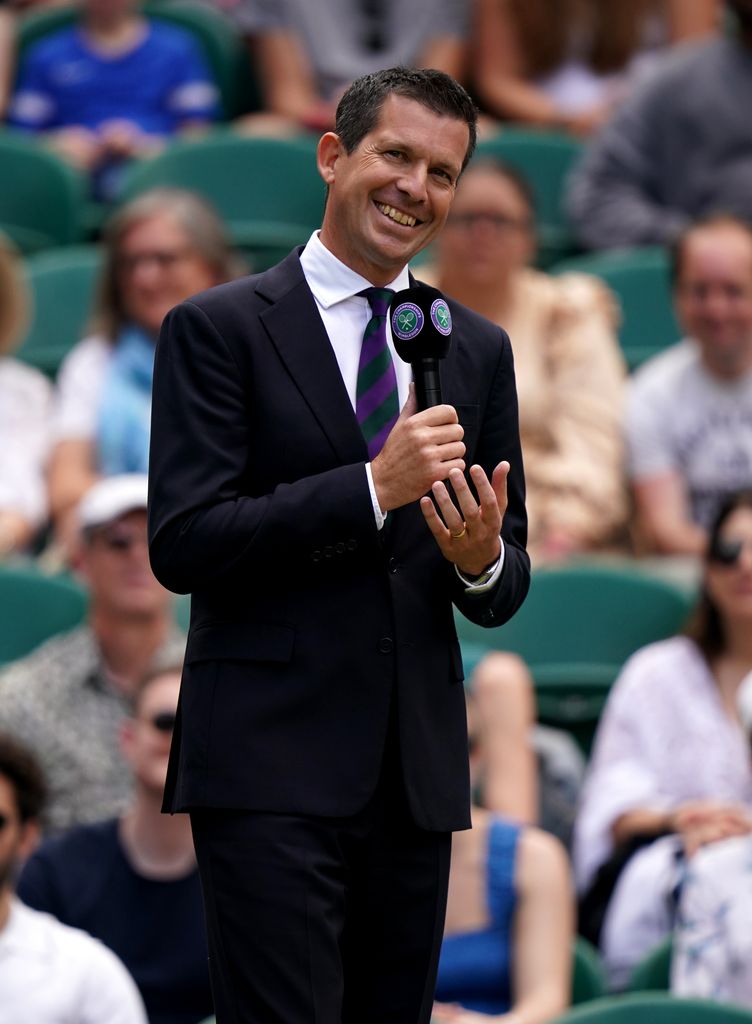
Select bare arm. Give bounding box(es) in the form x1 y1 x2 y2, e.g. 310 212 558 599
632 471 707 555
473 0 561 127
48 438 99 541
510 829 573 1024
418 34 467 83
252 31 335 129
471 652 538 824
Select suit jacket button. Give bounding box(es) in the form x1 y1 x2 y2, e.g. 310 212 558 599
388 558 398 573
335 542 345 555
379 637 393 654
311 549 322 562
347 539 358 551
324 546 333 558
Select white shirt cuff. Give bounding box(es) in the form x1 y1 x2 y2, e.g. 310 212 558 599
365 463 386 530
455 540 505 593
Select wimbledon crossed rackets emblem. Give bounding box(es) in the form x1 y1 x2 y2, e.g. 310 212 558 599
391 302 424 341
430 298 452 336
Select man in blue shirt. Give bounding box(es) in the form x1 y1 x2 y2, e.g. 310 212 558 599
8 0 220 196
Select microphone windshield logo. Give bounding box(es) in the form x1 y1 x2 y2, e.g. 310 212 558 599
391 302 424 341
430 298 452 337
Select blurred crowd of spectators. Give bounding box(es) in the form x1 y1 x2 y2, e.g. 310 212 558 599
3 1 752 1023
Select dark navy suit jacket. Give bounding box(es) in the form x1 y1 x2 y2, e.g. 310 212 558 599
148 250 530 832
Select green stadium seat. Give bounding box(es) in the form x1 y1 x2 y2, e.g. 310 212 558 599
475 130 584 267
456 563 694 752
552 247 682 370
0 566 87 665
551 992 752 1023
17 245 102 378
572 937 608 1005
0 132 87 253
629 937 673 993
121 134 325 270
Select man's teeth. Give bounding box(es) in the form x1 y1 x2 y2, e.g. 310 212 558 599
376 202 417 227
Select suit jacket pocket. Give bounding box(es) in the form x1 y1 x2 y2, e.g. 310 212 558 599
185 621 295 664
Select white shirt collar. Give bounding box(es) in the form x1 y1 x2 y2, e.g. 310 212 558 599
300 231 410 309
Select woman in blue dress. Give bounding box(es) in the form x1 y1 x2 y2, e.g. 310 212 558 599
433 692 574 1022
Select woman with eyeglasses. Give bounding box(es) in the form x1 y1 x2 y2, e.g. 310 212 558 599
421 158 627 565
574 489 752 990
47 188 240 553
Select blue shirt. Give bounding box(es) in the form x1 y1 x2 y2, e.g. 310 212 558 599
435 817 520 1014
8 20 220 133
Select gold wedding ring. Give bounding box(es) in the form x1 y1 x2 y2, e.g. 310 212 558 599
451 526 467 539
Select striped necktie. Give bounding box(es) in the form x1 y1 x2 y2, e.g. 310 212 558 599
356 287 398 459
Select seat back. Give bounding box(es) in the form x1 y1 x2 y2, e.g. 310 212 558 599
572 937 607 1005
456 563 694 751
0 567 88 665
551 992 752 1023
121 134 325 270
552 248 681 369
629 937 673 993
17 245 102 377
0 132 86 253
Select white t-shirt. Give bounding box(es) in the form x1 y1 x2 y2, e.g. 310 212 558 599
0 898 147 1024
626 339 752 528
0 358 51 525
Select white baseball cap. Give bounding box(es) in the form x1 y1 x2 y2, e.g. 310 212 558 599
78 474 149 533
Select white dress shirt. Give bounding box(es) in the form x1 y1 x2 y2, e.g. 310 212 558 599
299 232 503 591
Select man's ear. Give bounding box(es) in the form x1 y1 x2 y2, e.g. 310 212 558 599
317 132 342 186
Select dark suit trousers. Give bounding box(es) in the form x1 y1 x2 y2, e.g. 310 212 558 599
190 721 452 1024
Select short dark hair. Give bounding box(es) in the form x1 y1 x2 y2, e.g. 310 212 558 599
686 488 752 661
670 212 752 288
459 157 536 218
334 67 478 172
0 733 47 823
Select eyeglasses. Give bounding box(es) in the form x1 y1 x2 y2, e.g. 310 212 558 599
117 248 194 275
445 211 532 232
147 711 177 734
709 536 752 566
0 812 9 831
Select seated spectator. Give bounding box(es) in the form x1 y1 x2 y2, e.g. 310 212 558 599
566 0 752 249
469 651 586 850
19 665 213 1024
233 0 468 134
421 159 627 564
627 215 752 557
0 732 147 1023
432 691 574 1021
672 670 752 1006
0 232 51 557
473 0 716 137
574 489 752 990
6 0 220 198
0 474 185 833
48 188 237 550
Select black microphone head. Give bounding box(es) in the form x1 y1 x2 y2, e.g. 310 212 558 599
389 284 452 364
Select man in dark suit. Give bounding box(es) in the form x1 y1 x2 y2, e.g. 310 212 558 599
148 68 529 1024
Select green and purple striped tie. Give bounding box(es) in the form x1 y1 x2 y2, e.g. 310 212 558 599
357 287 399 459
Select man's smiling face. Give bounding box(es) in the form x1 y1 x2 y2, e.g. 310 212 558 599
317 93 470 285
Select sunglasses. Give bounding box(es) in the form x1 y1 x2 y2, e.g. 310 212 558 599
0 812 9 831
445 211 532 232
147 711 177 734
710 536 750 566
91 529 145 553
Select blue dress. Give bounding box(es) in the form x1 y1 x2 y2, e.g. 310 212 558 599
435 817 520 1013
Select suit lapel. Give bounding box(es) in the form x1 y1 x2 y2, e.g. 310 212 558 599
257 253 368 466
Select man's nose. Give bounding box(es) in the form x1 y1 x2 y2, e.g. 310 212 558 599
397 163 428 202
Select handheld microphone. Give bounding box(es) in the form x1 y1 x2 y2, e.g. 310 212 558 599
389 285 452 411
